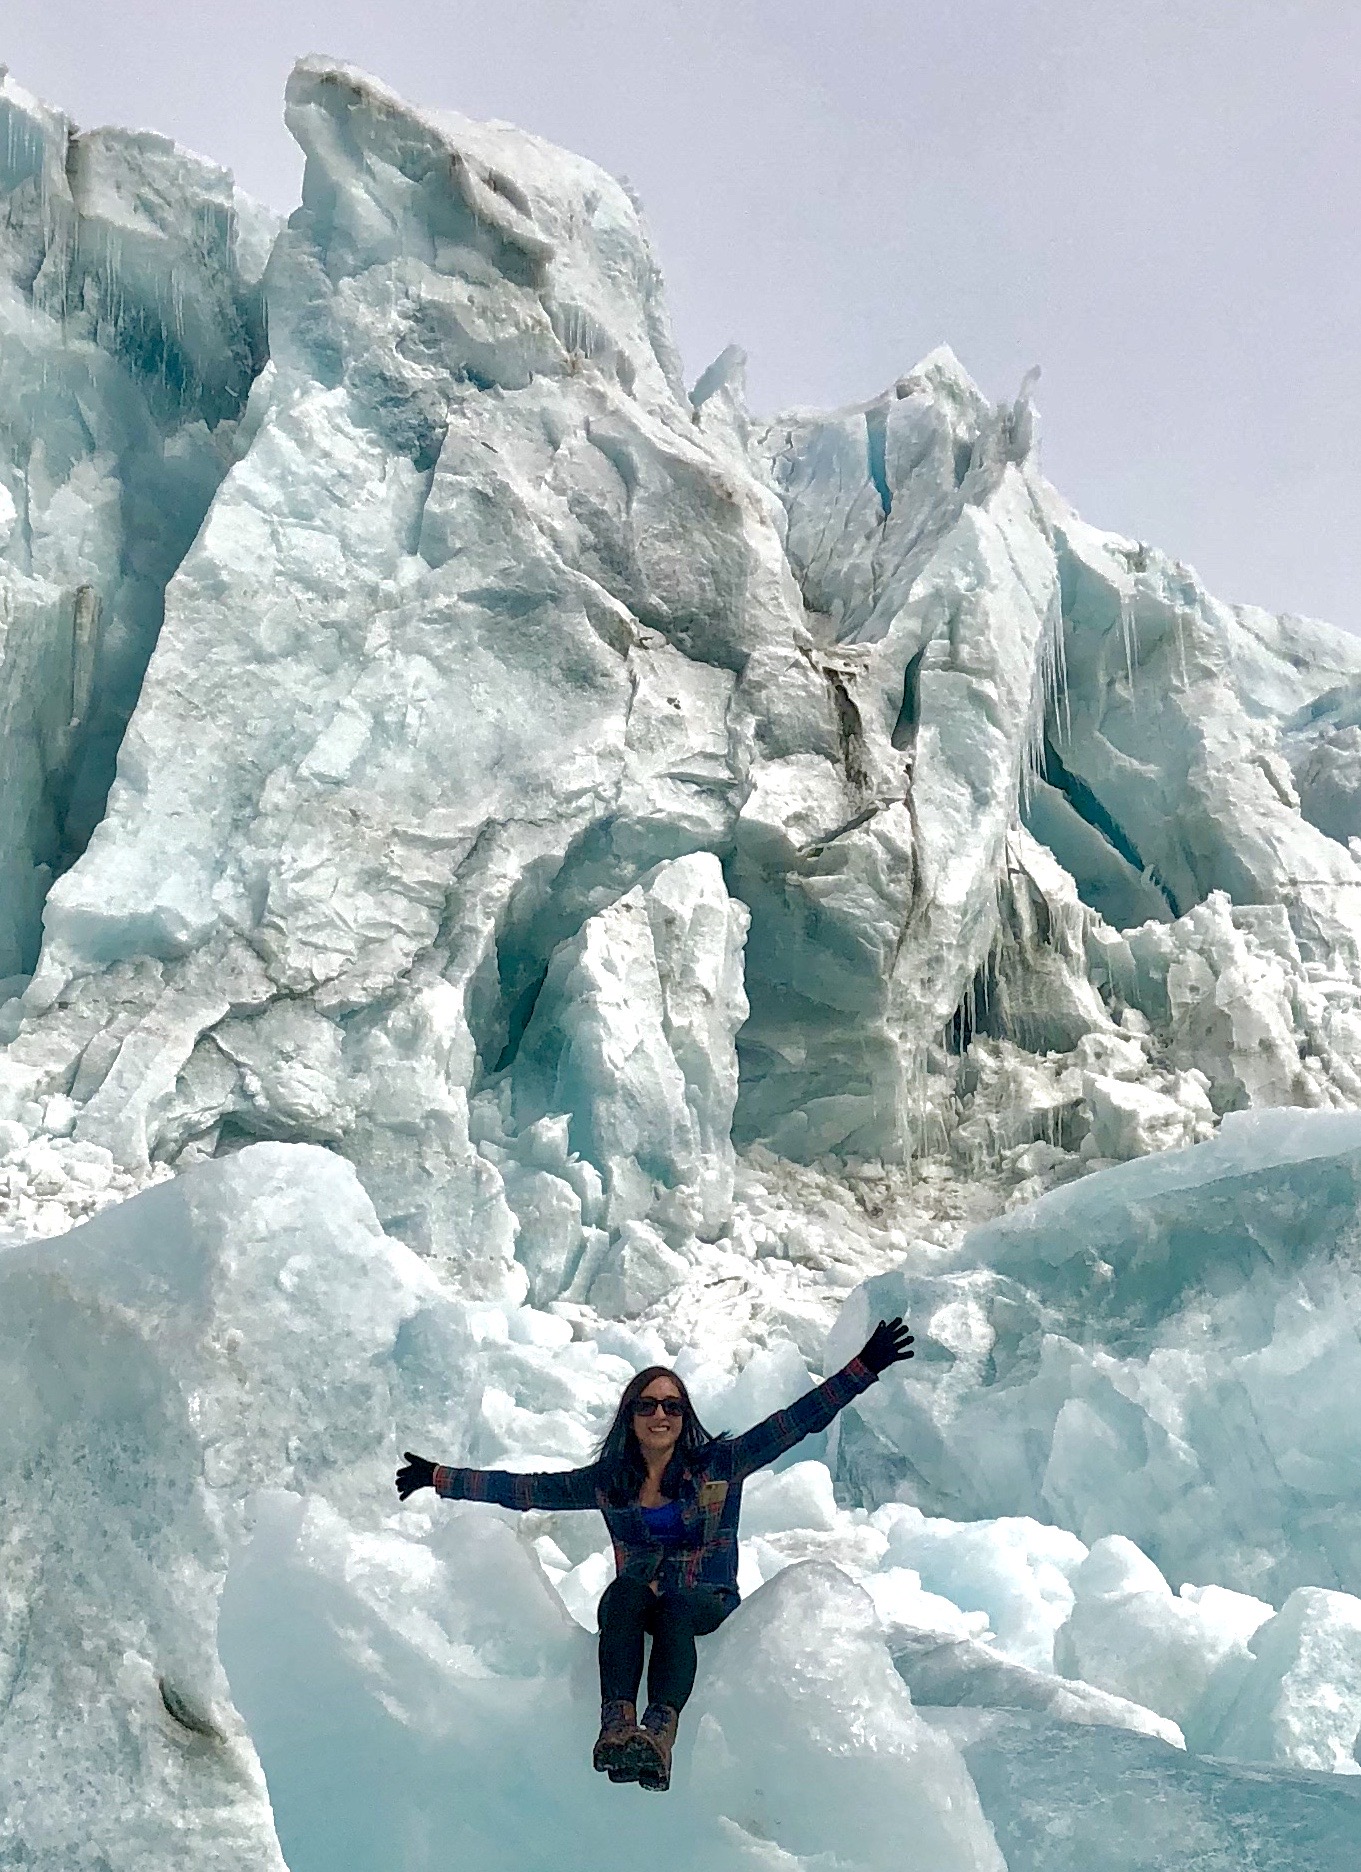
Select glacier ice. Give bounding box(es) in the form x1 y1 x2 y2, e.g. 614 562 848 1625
1288 679 1361 849
871 1501 1088 1673
3 49 1360 1277
507 850 748 1247
1052 1535 1271 1744
892 1627 1186 1748
6 1134 1361 1867
3 48 1361 1872
224 1506 1007 1872
0 1141 1009 1872
0 70 273 983
1205 1587 1361 1774
935 1708 1361 1872
5 1133 1361 1865
830 1108 1361 1602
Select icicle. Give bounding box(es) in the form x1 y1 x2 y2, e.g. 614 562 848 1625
1054 602 1072 743
906 1044 929 1172
1174 606 1190 691
1118 589 1138 696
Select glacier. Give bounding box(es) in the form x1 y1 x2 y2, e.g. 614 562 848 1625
2 51 1361 1872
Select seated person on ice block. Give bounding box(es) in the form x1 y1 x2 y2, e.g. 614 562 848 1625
396 1317 915 1791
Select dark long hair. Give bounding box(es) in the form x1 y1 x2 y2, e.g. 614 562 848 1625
595 1365 716 1504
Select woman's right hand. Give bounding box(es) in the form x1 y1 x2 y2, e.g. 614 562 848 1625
396 1451 436 1499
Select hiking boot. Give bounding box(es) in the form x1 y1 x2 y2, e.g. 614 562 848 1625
592 1699 639 1780
632 1701 679 1792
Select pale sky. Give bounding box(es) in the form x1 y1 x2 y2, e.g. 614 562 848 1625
7 1 1360 631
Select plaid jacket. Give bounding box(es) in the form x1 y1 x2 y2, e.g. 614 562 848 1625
432 1354 878 1609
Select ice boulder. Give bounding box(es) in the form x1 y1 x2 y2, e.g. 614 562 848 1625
682 1337 826 1455
1081 1068 1209 1160
739 1458 842 1535
220 1490 603 1872
871 1503 1089 1672
1205 1587 1361 1774
687 1561 1006 1871
224 1497 1008 1872
890 1628 1184 1747
1053 1536 1271 1739
0 1142 435 1869
829 1108 1361 1603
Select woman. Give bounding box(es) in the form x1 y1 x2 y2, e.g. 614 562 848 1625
396 1316 914 1791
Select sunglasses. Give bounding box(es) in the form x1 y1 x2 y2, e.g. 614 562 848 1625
632 1397 684 1418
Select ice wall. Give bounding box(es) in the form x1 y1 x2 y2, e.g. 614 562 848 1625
0 57 1146 1297
0 70 274 981
5 42 1355 1320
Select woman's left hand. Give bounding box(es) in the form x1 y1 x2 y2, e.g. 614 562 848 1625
858 1317 915 1374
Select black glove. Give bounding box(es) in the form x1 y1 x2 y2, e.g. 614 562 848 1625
859 1317 915 1374
396 1451 437 1500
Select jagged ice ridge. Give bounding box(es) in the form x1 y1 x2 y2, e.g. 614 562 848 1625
2 55 1361 1872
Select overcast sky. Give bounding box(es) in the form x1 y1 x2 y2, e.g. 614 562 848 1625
7 1 1359 631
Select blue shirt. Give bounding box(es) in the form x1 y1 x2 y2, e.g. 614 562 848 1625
640 1498 686 1546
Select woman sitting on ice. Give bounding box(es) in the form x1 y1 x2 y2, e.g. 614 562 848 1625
395 1317 914 1791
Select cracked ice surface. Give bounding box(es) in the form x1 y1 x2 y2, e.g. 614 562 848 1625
3 52 1361 1872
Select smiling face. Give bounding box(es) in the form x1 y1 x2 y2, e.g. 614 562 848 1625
630 1374 685 1465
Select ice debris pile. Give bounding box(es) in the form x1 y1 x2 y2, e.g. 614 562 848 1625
2 53 1361 1872
9 1142 1361 1872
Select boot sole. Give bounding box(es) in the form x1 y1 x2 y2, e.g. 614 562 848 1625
623 1732 671 1792
593 1735 639 1781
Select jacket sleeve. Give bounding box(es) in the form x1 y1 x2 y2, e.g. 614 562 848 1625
723 1356 879 1481
432 1462 601 1512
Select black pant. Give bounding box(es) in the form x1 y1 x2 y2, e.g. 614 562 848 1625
597 1577 730 1712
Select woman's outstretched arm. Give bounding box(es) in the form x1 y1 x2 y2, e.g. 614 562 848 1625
723 1319 915 1481
396 1452 601 1511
